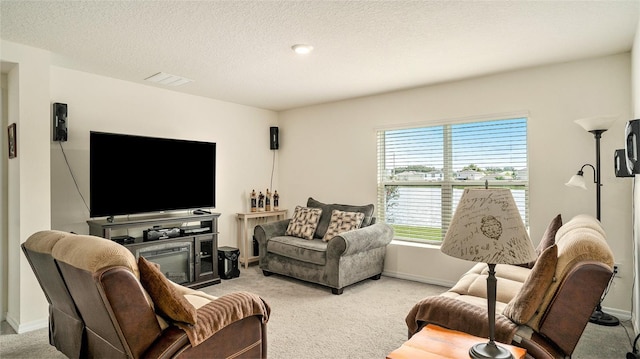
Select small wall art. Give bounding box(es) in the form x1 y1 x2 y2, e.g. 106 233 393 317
7 123 16 159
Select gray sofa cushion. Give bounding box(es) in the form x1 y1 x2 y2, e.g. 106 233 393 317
307 197 375 239
267 235 328 265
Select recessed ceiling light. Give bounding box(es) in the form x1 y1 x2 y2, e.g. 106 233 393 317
144 72 193 86
291 44 313 55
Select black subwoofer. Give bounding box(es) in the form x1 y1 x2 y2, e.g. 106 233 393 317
218 246 240 279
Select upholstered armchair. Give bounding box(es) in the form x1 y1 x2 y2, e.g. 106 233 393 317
254 197 394 294
22 230 270 359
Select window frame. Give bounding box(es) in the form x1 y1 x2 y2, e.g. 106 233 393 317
376 114 529 245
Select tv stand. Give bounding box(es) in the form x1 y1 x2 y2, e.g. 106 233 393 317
87 212 221 288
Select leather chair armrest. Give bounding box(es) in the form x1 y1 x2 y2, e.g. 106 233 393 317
405 295 517 343
97 267 164 358
537 261 612 356
143 317 267 359
515 331 563 359
254 219 291 244
327 222 394 257
142 326 190 359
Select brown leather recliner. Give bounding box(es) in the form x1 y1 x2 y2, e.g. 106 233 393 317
22 230 270 359
405 214 615 359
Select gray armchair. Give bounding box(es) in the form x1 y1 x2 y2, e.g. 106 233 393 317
254 198 394 294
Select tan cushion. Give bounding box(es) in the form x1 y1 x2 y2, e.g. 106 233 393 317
503 244 558 324
555 214 605 241
24 230 69 254
285 206 322 240
449 263 528 299
138 256 197 325
52 233 138 277
322 209 365 241
484 264 531 283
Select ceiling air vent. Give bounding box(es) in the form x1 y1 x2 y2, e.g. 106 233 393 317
144 72 193 87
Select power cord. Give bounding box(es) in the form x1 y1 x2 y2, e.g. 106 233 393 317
626 186 637 359
270 148 276 191
59 142 89 213
627 333 639 359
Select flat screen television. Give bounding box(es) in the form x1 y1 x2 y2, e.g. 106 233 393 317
90 131 215 218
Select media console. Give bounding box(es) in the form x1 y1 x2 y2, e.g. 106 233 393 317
87 212 221 289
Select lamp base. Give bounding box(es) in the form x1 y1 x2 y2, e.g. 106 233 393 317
589 309 620 326
469 341 514 359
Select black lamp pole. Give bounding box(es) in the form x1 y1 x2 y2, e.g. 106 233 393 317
587 129 620 327
591 129 604 221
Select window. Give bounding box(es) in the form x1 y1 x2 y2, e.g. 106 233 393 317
376 116 528 244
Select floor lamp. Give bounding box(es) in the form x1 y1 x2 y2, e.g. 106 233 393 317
565 116 620 327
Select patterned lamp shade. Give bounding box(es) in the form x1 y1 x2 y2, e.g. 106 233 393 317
440 188 536 265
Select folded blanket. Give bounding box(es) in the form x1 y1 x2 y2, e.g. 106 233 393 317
176 291 270 346
405 295 518 344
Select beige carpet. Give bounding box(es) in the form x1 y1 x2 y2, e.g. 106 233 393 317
1 265 636 358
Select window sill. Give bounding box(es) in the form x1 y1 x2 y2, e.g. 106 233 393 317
390 239 441 250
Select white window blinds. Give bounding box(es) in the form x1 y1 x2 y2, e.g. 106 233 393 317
376 117 528 243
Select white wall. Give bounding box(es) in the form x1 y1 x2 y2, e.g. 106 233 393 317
631 18 640 334
49 66 279 244
1 70 8 322
1 41 53 332
279 53 634 316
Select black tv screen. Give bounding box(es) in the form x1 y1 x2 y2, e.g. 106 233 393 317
90 131 215 218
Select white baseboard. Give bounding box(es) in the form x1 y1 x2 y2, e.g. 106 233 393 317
382 270 456 289
4 313 48 334
600 306 632 322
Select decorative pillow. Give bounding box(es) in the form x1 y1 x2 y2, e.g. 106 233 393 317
307 197 374 239
517 214 562 269
503 244 558 324
138 256 197 325
322 209 365 241
285 206 323 240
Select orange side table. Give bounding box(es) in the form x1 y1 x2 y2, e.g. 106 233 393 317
387 324 526 359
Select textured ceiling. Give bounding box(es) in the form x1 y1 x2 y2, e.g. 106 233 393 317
1 1 639 111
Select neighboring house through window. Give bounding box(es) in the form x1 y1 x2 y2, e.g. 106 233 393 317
376 115 528 244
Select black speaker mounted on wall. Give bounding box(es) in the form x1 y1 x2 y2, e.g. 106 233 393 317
270 126 279 150
614 149 633 177
53 102 68 142
625 119 640 174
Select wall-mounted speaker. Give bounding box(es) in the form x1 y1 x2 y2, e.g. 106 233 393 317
625 119 640 174
270 126 279 150
614 149 633 177
53 102 68 142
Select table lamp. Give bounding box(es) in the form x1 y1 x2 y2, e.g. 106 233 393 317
441 187 536 359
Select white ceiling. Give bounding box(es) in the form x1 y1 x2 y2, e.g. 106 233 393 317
1 1 639 111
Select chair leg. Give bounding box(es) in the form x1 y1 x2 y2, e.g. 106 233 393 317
262 270 273 277
370 274 381 280
331 288 344 295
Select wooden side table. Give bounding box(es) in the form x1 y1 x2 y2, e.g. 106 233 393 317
387 324 526 359
236 210 288 269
